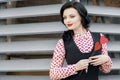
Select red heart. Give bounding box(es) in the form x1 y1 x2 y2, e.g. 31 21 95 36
94 42 101 51
100 36 108 44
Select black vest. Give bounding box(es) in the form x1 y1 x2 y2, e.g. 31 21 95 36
62 30 101 80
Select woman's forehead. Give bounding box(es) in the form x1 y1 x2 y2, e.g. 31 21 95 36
63 7 79 15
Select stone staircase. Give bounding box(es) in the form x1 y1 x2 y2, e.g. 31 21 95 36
0 0 120 80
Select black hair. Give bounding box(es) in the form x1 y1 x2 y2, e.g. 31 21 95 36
60 1 90 28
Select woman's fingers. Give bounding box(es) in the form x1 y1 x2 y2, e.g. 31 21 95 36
89 55 110 66
75 59 89 71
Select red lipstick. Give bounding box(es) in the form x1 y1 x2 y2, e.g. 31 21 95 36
67 24 73 27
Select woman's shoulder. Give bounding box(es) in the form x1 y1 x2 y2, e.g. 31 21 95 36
90 31 108 44
100 33 108 44
57 38 64 43
56 38 64 46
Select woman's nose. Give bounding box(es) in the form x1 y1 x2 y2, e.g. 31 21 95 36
66 18 71 23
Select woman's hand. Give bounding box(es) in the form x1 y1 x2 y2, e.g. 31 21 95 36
89 55 110 66
75 59 89 71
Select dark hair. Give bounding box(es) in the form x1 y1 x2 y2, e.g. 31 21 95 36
60 1 90 28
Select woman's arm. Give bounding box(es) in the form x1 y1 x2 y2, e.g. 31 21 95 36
89 34 112 73
100 34 112 73
49 39 77 80
100 42 112 73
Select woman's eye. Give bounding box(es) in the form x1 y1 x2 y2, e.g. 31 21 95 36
63 17 66 19
70 16 75 18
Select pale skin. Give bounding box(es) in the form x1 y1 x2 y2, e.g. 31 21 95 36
63 7 110 72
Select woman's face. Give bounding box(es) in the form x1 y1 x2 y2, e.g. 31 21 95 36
63 7 82 31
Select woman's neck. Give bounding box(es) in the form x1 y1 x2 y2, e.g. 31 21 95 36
74 27 87 35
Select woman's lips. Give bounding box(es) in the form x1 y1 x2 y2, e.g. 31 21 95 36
67 24 73 27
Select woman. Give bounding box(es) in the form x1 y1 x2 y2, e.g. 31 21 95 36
50 1 112 80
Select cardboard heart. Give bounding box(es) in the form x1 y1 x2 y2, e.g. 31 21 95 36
100 36 108 44
94 42 101 51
